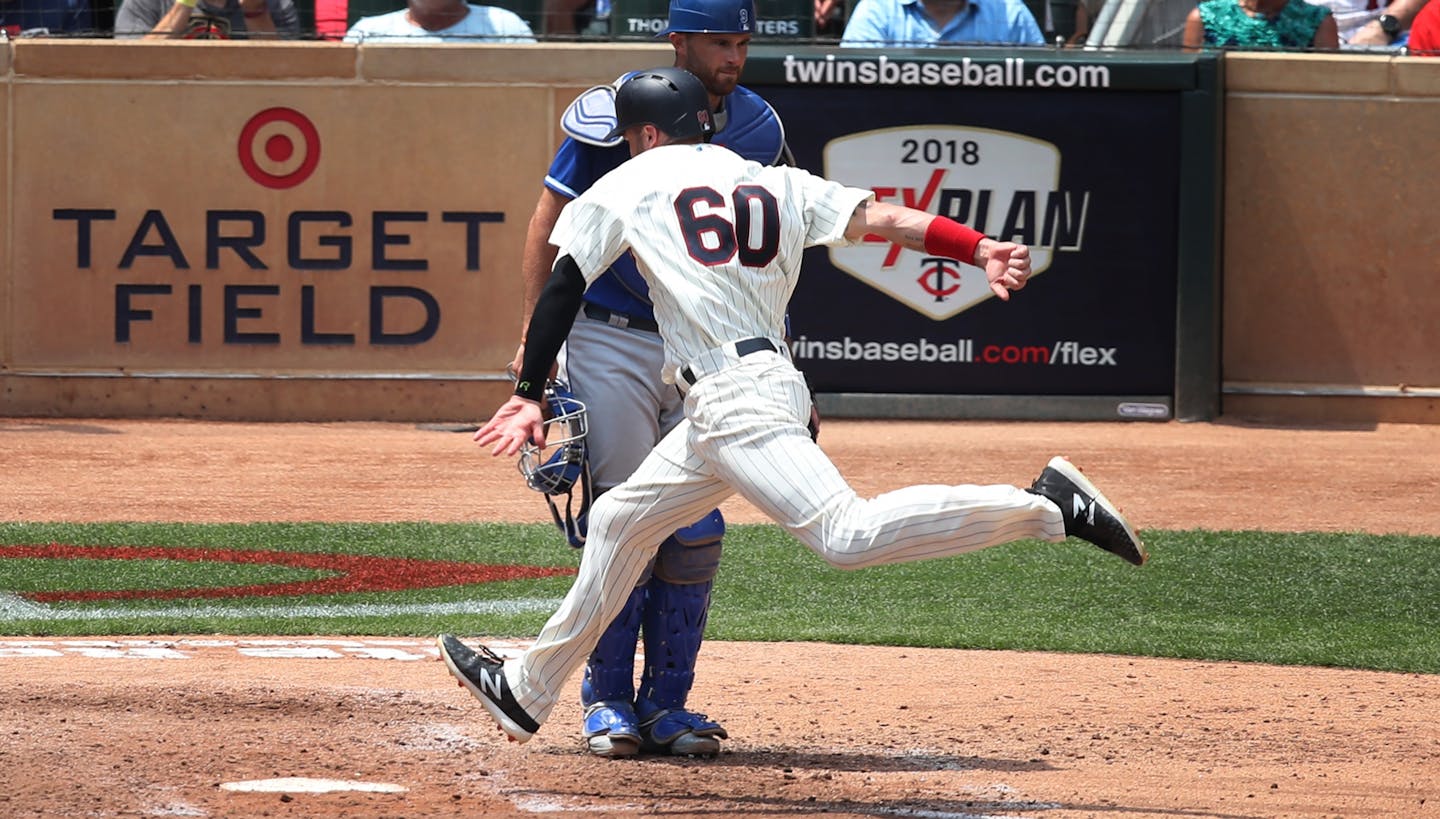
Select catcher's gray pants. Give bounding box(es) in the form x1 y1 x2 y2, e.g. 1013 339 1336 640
558 308 682 493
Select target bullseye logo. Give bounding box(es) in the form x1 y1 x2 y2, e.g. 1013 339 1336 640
238 107 320 189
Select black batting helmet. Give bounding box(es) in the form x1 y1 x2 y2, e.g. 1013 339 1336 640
603 68 715 143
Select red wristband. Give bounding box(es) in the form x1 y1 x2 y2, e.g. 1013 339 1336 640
923 217 984 265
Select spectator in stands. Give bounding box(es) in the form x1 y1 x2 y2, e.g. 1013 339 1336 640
1024 0 1087 43
841 0 1044 44
1182 0 1338 49
1 0 93 35
1086 0 1189 47
543 0 610 36
114 0 300 37
343 0 536 39
1408 0 1440 50
1306 0 1428 47
313 0 350 38
816 0 844 36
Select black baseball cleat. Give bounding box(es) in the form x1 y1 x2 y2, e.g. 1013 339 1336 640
436 634 541 744
1028 456 1148 566
638 707 728 757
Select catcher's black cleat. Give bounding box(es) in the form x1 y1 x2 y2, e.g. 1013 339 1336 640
638 707 728 757
436 634 540 744
1028 456 1148 566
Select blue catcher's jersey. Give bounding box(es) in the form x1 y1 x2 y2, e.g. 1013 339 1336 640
544 82 788 321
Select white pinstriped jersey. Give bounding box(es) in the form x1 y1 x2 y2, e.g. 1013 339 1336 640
549 143 873 385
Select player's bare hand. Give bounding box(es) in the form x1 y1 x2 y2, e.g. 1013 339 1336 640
474 396 545 457
978 240 1031 301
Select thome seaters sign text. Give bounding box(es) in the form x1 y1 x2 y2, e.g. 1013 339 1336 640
762 84 1182 399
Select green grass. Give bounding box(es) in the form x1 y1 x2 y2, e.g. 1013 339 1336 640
1 559 327 592
1 522 1436 674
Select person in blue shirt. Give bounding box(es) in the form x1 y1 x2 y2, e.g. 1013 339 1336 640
1 0 93 36
840 0 1045 45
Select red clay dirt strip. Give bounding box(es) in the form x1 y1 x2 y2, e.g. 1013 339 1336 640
3 543 571 602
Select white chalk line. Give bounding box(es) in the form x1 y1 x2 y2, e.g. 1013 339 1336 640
219 777 408 794
0 633 540 661
0 592 559 623
0 591 49 618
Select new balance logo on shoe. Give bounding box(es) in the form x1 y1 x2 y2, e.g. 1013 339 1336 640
478 667 505 702
436 634 542 744
1029 456 1148 566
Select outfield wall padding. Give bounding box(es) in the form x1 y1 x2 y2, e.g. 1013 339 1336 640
0 42 1435 423
1219 53 1440 424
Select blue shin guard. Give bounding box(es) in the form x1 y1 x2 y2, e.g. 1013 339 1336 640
635 576 727 755
579 583 645 757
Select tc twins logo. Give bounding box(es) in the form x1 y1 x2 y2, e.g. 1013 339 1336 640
919 256 963 301
825 126 1090 320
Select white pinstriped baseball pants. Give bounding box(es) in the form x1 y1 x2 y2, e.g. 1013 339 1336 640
505 349 1067 724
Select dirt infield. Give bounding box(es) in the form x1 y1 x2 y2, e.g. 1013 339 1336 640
2 418 1438 818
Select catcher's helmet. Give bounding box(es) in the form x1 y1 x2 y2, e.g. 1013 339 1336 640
519 380 588 495
518 380 592 548
603 68 716 142
658 0 756 35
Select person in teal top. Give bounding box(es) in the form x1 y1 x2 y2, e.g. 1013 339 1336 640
1183 0 1339 49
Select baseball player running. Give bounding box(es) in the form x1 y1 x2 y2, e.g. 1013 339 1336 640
511 0 791 757
442 67 1147 746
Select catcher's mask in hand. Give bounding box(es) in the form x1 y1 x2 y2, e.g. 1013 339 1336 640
518 380 591 548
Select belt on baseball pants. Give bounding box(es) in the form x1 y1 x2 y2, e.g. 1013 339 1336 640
678 337 780 389
583 302 659 333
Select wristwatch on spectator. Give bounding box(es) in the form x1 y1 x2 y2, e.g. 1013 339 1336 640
1379 13 1401 41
